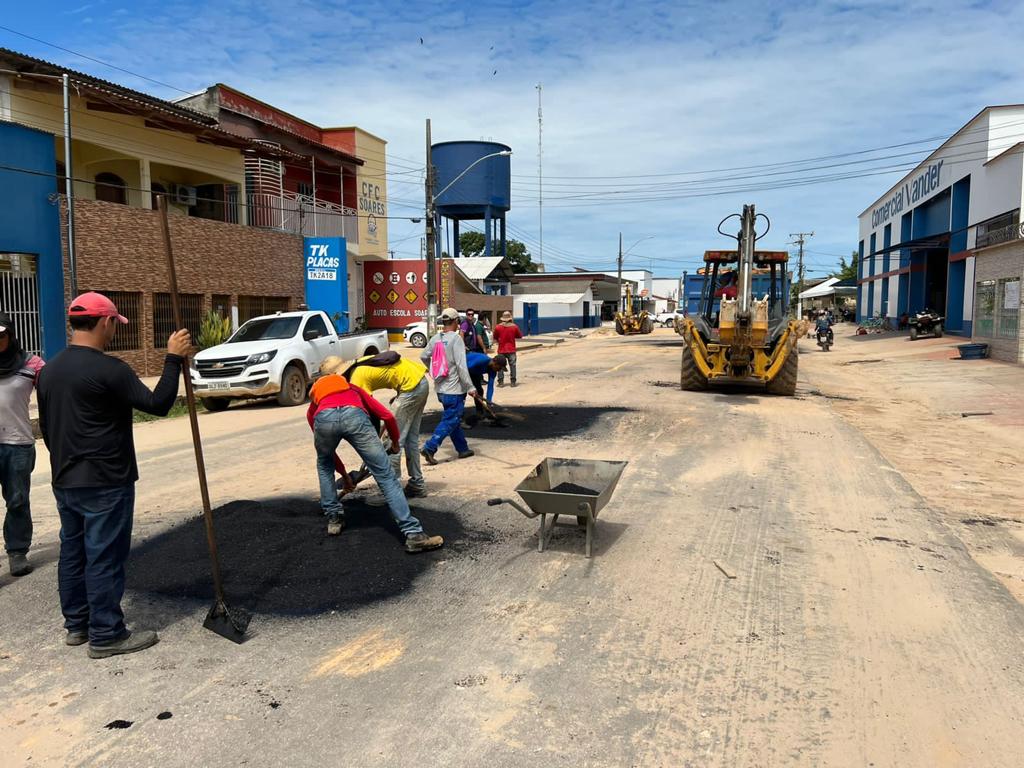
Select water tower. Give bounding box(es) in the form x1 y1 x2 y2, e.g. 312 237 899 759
432 140 512 259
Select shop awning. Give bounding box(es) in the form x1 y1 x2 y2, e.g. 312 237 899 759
869 232 950 256
799 277 840 300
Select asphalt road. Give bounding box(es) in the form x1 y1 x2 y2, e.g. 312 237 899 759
2 328 1023 767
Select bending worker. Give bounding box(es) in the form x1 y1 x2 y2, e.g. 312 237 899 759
464 352 507 426
344 351 430 499
307 356 443 553
420 307 474 465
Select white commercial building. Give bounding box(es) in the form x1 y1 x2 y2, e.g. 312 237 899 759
857 105 1024 336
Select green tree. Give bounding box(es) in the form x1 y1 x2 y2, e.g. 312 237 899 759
831 251 858 281
457 233 539 274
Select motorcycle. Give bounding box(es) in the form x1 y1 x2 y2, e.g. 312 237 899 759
816 326 834 352
908 309 944 340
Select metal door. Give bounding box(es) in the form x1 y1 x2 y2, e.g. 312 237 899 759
0 253 41 355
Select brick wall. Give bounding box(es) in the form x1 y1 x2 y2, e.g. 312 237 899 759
971 240 1024 364
60 198 304 375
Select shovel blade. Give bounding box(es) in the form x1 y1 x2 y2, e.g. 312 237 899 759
203 600 251 644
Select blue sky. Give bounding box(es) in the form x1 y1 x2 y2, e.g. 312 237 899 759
4 0 1024 277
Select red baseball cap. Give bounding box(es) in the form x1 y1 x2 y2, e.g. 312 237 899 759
68 292 129 324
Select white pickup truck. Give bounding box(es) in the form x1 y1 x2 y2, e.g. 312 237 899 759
190 310 389 410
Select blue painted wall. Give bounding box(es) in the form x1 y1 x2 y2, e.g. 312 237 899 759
881 224 891 315
899 213 913 315
867 233 876 317
302 237 349 332
856 240 864 322
945 176 972 333
515 311 599 335
0 122 66 359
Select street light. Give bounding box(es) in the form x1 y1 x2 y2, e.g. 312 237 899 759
618 235 655 311
425 147 512 335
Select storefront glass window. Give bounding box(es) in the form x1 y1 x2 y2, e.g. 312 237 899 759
996 278 1020 339
975 280 996 337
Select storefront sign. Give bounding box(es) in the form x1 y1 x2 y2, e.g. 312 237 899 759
303 237 348 332
871 160 944 228
364 259 429 329
359 181 386 246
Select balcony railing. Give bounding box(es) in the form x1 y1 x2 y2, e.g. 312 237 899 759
975 220 1024 249
246 190 358 243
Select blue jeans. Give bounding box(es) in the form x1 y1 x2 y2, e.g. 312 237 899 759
0 443 35 554
424 393 469 454
314 407 423 536
53 484 135 645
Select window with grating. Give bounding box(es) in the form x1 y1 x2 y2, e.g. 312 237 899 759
212 294 232 320
238 295 291 324
153 292 203 348
90 290 142 351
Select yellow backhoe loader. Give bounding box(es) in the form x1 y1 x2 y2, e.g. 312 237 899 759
614 284 654 335
676 204 802 395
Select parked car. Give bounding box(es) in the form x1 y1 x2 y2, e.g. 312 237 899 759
191 310 389 410
653 311 678 327
403 314 465 348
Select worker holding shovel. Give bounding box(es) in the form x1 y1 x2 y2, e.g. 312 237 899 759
308 357 443 553
37 292 191 658
345 352 430 499
464 352 507 427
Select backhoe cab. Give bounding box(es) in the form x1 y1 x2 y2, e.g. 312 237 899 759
676 204 801 395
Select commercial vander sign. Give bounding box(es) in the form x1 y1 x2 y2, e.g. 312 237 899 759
871 160 944 228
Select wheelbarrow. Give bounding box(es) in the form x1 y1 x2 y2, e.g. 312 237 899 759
488 457 628 558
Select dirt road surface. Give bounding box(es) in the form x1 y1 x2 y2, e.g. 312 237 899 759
2 327 1023 766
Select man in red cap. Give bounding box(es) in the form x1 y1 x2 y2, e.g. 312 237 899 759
38 292 191 658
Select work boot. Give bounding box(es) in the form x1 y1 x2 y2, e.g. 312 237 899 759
87 630 159 659
65 630 88 647
458 449 475 459
421 448 438 466
404 484 427 499
8 552 32 577
326 513 345 536
404 532 444 554
511 382 518 388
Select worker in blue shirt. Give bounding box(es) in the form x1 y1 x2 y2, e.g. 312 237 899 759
464 352 507 426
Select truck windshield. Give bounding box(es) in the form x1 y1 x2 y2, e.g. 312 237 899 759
228 317 301 343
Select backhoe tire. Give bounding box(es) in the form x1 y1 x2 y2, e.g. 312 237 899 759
277 365 308 407
680 342 708 391
641 317 654 334
615 319 625 335
766 346 798 396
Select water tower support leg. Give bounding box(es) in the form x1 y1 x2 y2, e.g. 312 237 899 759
500 216 507 259
483 207 491 259
453 219 461 258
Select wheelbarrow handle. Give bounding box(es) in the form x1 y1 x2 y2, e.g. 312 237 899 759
487 497 539 519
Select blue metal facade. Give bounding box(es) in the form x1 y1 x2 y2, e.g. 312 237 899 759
0 122 66 359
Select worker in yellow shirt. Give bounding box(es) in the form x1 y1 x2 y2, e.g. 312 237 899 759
345 351 430 498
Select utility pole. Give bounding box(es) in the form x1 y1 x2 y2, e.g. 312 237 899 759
617 232 623 312
424 119 437 336
536 83 543 271
63 73 78 297
789 230 814 318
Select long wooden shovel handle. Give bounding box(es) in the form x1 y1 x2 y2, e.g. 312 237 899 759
156 196 226 603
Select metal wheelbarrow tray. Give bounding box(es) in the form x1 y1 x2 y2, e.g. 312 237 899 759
488 457 628 558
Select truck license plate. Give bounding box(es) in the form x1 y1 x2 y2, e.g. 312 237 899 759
208 382 230 391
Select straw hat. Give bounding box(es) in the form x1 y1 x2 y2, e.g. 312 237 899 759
500 311 513 321
319 356 347 376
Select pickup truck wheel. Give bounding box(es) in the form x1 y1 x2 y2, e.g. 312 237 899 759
203 397 231 412
363 346 379 356
410 332 427 348
277 365 308 407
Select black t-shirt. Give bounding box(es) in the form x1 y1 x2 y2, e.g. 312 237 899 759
37 346 183 488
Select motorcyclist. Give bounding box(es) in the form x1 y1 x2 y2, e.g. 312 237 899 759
815 311 833 343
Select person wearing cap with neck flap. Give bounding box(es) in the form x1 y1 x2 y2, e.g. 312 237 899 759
37 292 192 658
0 311 45 578
307 355 443 553
420 307 476 465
